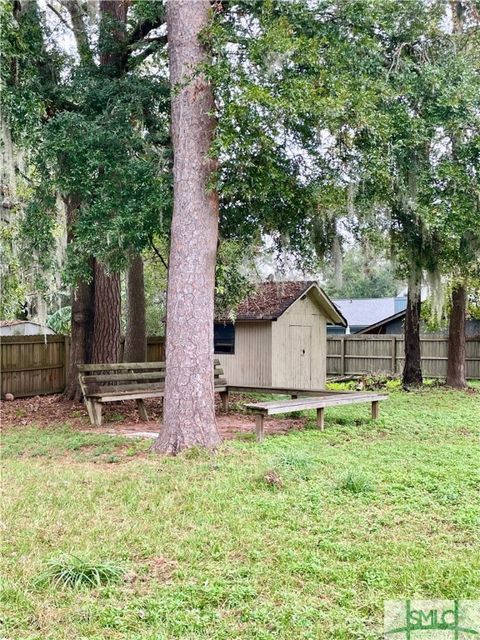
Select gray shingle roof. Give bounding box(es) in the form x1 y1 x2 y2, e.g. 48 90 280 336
332 298 400 328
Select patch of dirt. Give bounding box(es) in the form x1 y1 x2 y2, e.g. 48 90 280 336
1 394 308 440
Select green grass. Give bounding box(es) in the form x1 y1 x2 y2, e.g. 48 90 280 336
1 384 479 639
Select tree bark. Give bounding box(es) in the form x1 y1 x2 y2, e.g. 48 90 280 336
91 260 121 363
154 0 221 454
402 268 423 387
446 284 467 388
62 196 94 401
124 254 147 362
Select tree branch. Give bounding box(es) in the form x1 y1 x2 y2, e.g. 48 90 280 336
149 238 169 270
128 15 166 47
58 0 93 64
46 2 74 32
127 35 167 70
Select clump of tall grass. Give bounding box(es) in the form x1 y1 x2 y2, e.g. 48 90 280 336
35 554 124 589
338 471 374 495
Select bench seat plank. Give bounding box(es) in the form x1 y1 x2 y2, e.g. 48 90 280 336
90 385 228 401
226 385 382 398
87 378 227 396
245 393 387 415
78 362 165 372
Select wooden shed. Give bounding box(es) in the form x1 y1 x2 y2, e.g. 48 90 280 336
215 281 346 390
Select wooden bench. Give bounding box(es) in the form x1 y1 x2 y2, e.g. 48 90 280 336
245 391 388 442
78 360 228 427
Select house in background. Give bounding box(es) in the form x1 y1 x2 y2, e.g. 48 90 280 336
0 320 56 336
328 297 408 335
357 309 480 337
215 281 346 390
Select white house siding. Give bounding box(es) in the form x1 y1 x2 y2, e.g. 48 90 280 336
218 321 272 386
0 322 55 336
271 293 326 389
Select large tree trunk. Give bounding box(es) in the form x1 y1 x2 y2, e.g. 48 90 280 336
445 6 467 390
124 254 146 362
62 196 94 401
154 0 221 454
446 284 467 388
64 279 94 400
91 260 121 363
86 0 125 366
402 268 423 387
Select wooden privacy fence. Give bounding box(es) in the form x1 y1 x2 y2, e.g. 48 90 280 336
1 335 67 398
2 334 480 398
1 335 166 399
327 335 480 379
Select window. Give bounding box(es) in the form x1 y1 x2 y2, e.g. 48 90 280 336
214 323 235 354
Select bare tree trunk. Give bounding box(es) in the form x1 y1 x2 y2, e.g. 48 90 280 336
154 0 221 454
91 260 121 363
446 284 467 388
124 254 146 362
62 196 94 400
402 268 423 387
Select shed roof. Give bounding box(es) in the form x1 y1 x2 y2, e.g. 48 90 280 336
234 281 347 326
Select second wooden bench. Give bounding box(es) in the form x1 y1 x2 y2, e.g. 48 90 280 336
245 391 388 442
78 360 228 427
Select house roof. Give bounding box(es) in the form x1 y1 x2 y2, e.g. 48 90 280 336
332 297 404 328
233 281 347 326
0 320 29 327
354 309 406 334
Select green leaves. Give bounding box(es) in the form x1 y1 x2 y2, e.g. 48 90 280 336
2 0 171 299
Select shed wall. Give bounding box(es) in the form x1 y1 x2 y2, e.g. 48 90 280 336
218 321 272 386
271 293 327 389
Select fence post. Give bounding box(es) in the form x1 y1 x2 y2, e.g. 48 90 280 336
64 335 70 386
340 337 346 376
391 336 397 375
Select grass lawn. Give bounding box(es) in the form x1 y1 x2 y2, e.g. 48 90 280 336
1 383 479 639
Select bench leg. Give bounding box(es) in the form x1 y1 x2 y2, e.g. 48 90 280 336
85 399 96 427
316 407 325 431
137 399 149 421
372 401 379 420
220 391 229 413
255 414 264 443
91 400 102 427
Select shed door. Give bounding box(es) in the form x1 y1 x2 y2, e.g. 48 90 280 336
288 325 312 389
